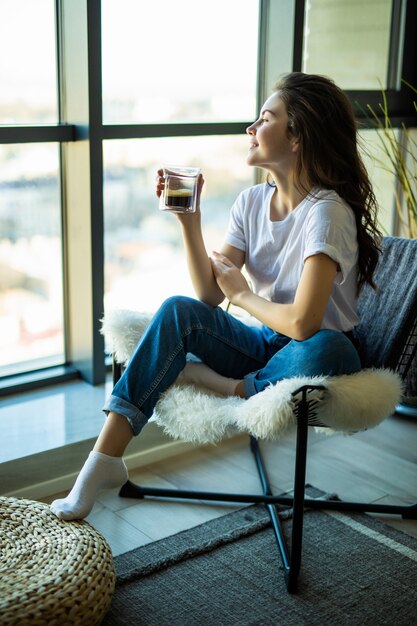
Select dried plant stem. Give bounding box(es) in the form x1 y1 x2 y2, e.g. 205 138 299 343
367 85 417 239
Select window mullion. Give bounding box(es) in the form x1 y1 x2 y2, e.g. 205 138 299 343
102 122 249 141
58 0 105 385
0 125 74 143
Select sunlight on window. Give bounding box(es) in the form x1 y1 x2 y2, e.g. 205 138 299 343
102 0 259 123
0 0 57 124
0 0 401 382
0 145 65 376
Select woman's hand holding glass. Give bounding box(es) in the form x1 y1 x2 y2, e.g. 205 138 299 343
155 168 205 224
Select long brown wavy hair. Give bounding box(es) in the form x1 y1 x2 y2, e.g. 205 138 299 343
274 72 381 293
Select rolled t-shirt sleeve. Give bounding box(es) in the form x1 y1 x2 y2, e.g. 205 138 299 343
224 192 247 252
303 201 358 285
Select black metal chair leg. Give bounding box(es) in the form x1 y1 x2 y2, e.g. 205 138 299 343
118 395 312 595
251 392 310 594
250 437 291 577
119 479 292 505
287 396 309 593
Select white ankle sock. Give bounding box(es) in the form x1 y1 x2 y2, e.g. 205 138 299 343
50 451 128 521
179 361 241 396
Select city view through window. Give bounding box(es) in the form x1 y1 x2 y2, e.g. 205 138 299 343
0 0 401 380
0 0 259 377
0 0 61 376
101 0 259 317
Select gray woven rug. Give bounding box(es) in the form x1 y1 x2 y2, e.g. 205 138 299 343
103 497 417 626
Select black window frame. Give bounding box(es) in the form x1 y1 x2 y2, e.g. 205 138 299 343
1 0 416 396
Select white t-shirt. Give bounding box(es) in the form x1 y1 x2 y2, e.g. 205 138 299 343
224 183 359 332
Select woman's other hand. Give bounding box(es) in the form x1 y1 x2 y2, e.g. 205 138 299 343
210 251 251 305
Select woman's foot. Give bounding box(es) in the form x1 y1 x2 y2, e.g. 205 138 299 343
50 450 128 520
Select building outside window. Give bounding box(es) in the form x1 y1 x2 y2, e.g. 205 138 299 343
0 0 415 390
0 0 64 377
101 0 259 315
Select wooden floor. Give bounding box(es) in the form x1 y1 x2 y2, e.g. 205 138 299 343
42 413 417 557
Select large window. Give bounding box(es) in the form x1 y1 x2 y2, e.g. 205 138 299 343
0 0 416 392
0 144 64 377
0 0 58 124
303 0 394 90
0 0 64 378
102 0 259 124
102 0 260 317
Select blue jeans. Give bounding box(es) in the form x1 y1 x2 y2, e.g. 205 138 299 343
103 295 361 435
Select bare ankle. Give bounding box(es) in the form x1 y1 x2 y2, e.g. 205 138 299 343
234 380 246 398
93 411 134 457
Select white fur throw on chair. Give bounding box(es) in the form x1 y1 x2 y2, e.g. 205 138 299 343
101 309 403 444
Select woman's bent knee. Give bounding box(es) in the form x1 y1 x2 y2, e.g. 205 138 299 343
156 295 198 323
157 295 216 328
159 294 198 312
299 329 361 375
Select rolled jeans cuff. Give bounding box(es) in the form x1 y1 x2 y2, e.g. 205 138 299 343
102 394 148 436
243 372 260 398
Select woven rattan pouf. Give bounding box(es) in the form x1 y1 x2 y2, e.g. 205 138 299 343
0 497 115 626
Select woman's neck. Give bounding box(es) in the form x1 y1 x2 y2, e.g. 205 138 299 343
269 180 310 221
271 175 308 220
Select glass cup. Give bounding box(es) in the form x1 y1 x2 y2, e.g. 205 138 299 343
159 166 201 213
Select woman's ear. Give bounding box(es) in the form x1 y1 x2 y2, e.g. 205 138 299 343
290 137 300 153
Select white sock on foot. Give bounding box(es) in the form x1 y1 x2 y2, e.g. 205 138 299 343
50 450 128 521
178 361 242 396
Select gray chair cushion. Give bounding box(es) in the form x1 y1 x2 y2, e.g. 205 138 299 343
354 236 417 370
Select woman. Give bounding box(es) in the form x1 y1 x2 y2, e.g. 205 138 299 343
51 72 381 521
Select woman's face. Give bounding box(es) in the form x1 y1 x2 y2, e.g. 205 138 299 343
246 91 298 175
